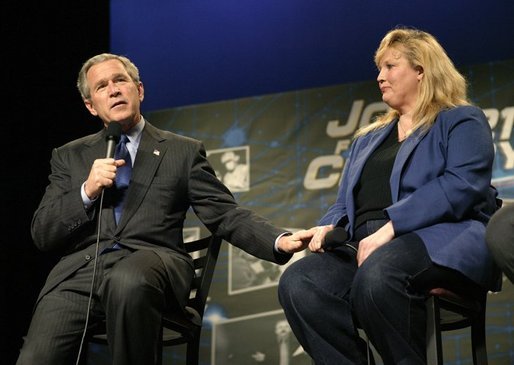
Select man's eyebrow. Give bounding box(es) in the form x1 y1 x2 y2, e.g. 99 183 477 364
92 73 129 88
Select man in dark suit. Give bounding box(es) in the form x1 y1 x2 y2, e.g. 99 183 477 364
486 204 514 283
16 53 314 365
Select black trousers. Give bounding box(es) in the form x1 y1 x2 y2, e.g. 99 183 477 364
16 247 173 365
486 203 514 283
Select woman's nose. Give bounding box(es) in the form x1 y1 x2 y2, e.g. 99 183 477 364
377 70 385 83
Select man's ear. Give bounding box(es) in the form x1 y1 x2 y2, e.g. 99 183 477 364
84 99 98 116
138 81 144 102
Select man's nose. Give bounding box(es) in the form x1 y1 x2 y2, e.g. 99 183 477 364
108 82 120 95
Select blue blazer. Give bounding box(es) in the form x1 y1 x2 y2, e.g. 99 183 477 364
320 105 501 291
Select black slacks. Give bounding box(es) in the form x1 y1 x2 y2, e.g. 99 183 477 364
16 247 173 365
486 203 514 283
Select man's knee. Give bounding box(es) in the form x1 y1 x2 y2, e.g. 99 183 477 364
487 207 514 251
16 339 75 365
487 207 514 282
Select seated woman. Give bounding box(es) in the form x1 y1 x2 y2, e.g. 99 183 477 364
278 27 501 365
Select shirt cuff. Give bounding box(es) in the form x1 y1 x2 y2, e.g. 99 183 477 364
274 232 292 253
81 182 98 209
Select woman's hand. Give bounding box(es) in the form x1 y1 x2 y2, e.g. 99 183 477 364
357 221 395 266
308 225 334 253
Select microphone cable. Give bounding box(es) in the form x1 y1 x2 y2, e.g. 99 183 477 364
75 190 107 365
74 122 121 365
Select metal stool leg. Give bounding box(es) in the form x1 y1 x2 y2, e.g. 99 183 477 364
426 296 443 365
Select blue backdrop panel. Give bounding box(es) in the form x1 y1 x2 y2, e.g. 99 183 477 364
110 0 514 111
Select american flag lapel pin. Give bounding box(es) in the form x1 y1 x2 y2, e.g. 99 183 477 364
153 149 160 156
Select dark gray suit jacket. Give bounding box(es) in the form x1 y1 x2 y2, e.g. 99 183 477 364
31 120 291 308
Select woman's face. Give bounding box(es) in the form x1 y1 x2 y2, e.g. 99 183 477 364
376 47 423 115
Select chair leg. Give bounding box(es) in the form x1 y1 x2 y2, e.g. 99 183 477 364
471 305 488 365
186 329 201 365
157 328 164 365
426 296 443 365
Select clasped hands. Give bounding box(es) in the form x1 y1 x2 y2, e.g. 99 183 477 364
278 221 395 266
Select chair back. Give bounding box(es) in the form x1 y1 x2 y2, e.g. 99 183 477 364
409 269 489 365
161 235 223 344
182 235 223 322
425 290 488 365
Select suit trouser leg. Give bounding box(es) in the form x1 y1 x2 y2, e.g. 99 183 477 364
17 248 174 365
98 249 172 365
486 203 514 283
15 249 118 365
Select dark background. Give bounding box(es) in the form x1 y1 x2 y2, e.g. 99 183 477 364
2 2 109 364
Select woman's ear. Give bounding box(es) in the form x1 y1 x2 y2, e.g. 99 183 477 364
415 65 424 80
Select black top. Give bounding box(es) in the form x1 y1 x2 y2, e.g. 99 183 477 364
354 125 403 229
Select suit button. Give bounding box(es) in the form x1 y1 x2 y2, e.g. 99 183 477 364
85 255 92 261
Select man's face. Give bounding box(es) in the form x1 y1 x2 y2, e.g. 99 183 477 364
84 59 144 130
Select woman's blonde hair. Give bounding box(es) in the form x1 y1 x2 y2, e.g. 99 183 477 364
76 53 141 101
355 27 470 137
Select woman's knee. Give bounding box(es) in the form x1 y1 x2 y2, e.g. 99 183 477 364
351 261 388 306
278 256 334 315
279 253 355 317
278 260 310 303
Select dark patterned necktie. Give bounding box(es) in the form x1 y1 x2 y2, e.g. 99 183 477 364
113 134 132 224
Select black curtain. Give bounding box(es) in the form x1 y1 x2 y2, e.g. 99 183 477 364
2 1 109 364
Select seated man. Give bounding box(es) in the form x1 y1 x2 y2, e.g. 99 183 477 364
16 53 314 365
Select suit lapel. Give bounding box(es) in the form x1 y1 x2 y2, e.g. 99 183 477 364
115 122 168 232
82 129 106 168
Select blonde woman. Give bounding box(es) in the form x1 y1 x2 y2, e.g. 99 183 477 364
279 27 500 364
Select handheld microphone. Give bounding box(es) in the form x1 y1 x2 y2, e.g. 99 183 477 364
324 227 348 247
324 227 357 253
105 122 122 158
